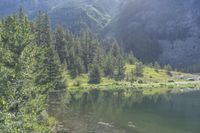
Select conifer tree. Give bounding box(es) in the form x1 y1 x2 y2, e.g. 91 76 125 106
154 61 161 69
109 41 126 80
104 53 114 77
88 64 101 84
114 55 125 80
54 25 67 64
0 11 57 132
134 62 144 77
34 12 65 90
35 11 44 46
111 40 121 57
67 45 84 78
93 46 104 70
164 64 173 71
127 51 137 64
80 31 97 72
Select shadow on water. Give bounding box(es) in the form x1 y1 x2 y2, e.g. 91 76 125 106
48 88 200 133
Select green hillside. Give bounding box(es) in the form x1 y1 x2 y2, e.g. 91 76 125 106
65 64 200 95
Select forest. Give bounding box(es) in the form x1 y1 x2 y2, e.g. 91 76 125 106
1 7 200 133
0 8 140 132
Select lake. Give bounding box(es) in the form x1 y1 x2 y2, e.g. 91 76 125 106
49 88 200 133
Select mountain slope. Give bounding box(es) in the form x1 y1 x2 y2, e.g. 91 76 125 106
48 3 111 33
103 0 200 71
1 0 200 71
0 0 126 33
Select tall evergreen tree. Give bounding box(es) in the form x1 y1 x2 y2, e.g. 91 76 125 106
111 40 121 57
154 61 161 70
88 64 101 84
114 55 125 80
54 25 67 64
34 12 65 90
80 31 97 72
127 51 137 64
104 53 115 77
35 11 43 46
0 11 57 132
134 62 144 77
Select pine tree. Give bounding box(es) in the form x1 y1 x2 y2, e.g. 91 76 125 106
88 64 101 84
80 31 97 72
164 64 173 76
35 11 51 46
134 62 144 77
54 25 67 64
104 53 114 77
114 55 125 80
109 41 126 80
0 11 57 132
127 51 137 64
111 40 121 57
67 46 84 78
34 12 65 90
93 46 104 70
35 11 43 46
154 61 161 69
164 64 173 71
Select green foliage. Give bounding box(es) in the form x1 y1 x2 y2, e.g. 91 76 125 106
53 28 126 82
104 53 115 77
164 64 173 76
2 7 194 132
114 55 125 81
154 61 161 70
134 62 144 77
73 80 81 87
182 64 200 73
0 10 60 132
127 51 138 64
103 41 125 80
54 25 67 64
88 65 101 84
35 11 51 46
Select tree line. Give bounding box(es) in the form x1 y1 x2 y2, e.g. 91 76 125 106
0 9 134 132
0 9 66 132
54 24 128 83
0 8 174 132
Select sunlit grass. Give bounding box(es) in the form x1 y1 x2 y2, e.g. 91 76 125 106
64 64 200 95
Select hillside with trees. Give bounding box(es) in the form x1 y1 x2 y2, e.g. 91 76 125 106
1 6 200 132
1 0 200 72
0 9 129 132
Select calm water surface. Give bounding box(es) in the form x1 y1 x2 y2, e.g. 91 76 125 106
49 89 200 133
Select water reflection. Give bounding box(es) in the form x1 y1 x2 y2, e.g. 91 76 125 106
49 89 200 133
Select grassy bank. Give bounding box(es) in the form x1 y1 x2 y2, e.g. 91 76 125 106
63 64 200 95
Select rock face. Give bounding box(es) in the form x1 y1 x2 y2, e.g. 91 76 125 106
103 0 200 70
0 0 126 33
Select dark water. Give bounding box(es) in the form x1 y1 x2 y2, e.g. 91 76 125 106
49 89 200 133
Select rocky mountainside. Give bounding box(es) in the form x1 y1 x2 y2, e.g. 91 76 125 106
0 0 126 33
103 0 200 71
1 0 200 71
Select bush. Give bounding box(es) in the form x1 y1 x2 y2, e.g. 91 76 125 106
166 71 172 76
138 80 143 84
168 80 174 83
73 80 81 86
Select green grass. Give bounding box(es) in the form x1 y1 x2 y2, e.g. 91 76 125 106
63 64 200 95
125 64 169 83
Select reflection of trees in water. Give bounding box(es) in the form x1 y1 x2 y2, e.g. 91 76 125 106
48 89 200 133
